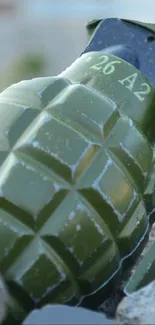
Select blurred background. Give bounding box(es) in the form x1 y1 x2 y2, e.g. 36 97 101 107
0 0 101 91
2 0 155 92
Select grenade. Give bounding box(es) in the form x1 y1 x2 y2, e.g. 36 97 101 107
0 19 155 318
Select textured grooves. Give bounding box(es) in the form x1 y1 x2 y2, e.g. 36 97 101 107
0 77 71 109
42 235 80 275
5 149 120 297
15 143 100 186
3 134 140 298
0 147 118 302
0 197 35 230
0 178 117 299
0 76 151 308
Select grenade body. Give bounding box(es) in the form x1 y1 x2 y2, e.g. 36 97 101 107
0 52 154 312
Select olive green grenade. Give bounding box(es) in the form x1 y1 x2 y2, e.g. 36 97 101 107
0 19 155 318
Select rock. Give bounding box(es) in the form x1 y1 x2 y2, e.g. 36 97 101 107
22 305 117 325
0 275 10 324
116 280 155 324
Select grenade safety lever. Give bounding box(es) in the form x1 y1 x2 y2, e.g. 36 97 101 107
0 19 155 321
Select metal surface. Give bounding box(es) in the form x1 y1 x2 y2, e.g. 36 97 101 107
82 18 155 311
1 18 155 323
83 19 155 87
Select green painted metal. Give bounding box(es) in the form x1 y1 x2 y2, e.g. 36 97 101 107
0 52 154 313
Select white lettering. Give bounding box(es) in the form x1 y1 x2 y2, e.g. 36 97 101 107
90 55 109 71
134 83 151 102
118 73 138 91
102 60 121 75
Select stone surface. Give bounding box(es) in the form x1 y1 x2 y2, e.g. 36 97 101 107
0 275 10 324
116 280 155 324
22 305 116 325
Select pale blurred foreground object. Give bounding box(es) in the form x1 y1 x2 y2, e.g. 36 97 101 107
116 280 155 324
22 305 116 325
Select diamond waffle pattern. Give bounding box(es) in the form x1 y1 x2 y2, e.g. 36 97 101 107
0 77 150 306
